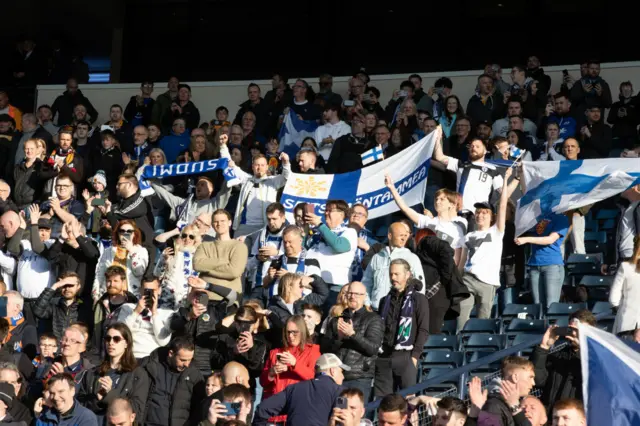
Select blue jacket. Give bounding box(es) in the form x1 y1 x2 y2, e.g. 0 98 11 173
35 401 98 426
159 131 191 163
253 374 343 426
547 114 577 139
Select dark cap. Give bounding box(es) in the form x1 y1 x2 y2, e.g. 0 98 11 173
0 114 13 123
477 119 492 127
0 382 15 409
37 218 52 229
474 201 495 213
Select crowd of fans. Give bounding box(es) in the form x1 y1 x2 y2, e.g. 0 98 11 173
0 40 639 426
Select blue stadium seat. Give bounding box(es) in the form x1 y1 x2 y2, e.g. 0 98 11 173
592 301 614 316
423 334 457 352
422 368 458 392
584 231 607 243
584 240 607 256
579 275 614 288
596 209 618 221
597 317 615 333
502 304 542 320
461 319 502 336
462 334 507 352
601 219 616 231
510 333 543 356
553 317 570 327
464 350 502 372
566 254 602 275
422 351 464 369
584 219 598 232
505 319 548 336
440 320 457 336
546 302 588 324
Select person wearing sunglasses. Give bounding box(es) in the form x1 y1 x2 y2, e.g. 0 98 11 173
154 224 203 310
77 323 149 425
92 220 149 304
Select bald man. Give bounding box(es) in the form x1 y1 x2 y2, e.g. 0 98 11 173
521 396 547 426
107 398 136 426
0 181 17 215
0 210 20 239
362 221 426 309
201 361 250 422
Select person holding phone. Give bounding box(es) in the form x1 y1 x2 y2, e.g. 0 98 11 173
203 384 252 425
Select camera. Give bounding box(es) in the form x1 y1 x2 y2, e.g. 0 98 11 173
340 308 353 322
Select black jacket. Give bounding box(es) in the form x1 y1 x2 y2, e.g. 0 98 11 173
107 190 155 246
169 301 233 373
140 347 205 426
77 365 149 422
415 236 470 319
124 96 156 127
33 288 93 341
51 90 99 126
477 387 532 426
204 327 268 381
378 281 430 360
530 345 582 414
10 159 57 208
320 307 383 381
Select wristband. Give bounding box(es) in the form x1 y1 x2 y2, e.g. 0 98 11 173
510 404 520 414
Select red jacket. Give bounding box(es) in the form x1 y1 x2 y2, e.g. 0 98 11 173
260 343 320 423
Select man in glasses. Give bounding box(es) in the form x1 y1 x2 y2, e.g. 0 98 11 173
41 327 94 392
45 174 84 239
320 281 383 404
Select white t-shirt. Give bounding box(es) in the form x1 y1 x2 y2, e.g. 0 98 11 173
447 158 503 212
416 215 466 249
619 201 640 259
308 227 358 286
464 225 504 286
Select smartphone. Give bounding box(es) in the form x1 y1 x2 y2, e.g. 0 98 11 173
222 402 241 416
144 289 154 308
270 258 283 270
398 90 408 98
343 100 355 107
304 203 315 215
552 327 575 338
196 292 209 306
276 353 284 362
336 396 347 409
91 198 106 206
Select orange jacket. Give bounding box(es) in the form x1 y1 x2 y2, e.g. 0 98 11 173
8 105 22 131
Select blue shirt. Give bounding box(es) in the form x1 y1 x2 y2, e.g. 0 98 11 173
527 214 569 266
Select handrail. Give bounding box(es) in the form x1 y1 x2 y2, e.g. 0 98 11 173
364 311 614 410
364 334 543 410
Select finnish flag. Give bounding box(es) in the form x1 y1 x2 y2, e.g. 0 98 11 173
278 110 319 158
361 145 384 166
515 158 640 236
579 323 640 425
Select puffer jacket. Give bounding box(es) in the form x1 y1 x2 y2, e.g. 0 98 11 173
32 289 93 341
77 365 149 421
140 347 205 426
320 307 383 380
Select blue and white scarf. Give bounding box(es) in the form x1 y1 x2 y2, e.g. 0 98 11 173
270 251 308 298
350 229 371 281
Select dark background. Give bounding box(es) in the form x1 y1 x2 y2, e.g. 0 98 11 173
3 0 632 82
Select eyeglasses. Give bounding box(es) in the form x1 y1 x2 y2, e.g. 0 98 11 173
231 132 243 137
347 292 366 297
181 234 196 240
350 211 366 218
104 335 124 344
61 338 81 345
118 229 134 235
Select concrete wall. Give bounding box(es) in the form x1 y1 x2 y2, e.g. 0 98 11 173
36 61 640 126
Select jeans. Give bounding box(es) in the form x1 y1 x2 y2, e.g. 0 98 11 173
529 264 565 310
343 378 373 404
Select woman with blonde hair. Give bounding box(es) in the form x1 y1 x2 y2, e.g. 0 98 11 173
610 236 640 335
266 272 328 326
154 223 203 309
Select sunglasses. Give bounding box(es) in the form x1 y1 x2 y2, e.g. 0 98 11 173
118 229 134 235
104 335 124 344
181 234 196 240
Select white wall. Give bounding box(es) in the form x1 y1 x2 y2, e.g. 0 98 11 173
36 61 640 125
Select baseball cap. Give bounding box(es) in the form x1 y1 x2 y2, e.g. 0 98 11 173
316 353 351 371
474 202 495 213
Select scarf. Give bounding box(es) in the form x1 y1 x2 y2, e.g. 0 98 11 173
380 288 415 350
254 226 285 286
308 222 347 249
133 142 148 161
47 148 75 169
270 251 308 298
101 145 116 155
350 229 370 281
182 250 199 279
4 313 25 351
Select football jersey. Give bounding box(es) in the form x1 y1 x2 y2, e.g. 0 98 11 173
447 158 503 212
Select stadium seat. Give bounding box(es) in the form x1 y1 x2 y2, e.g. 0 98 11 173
422 368 458 393
553 317 570 327
470 305 498 319
464 350 502 372
505 319 548 336
502 304 542 320
566 254 602 275
596 209 618 221
546 302 588 324
597 317 615 333
422 351 464 369
584 231 607 243
584 240 606 256
423 334 457 352
592 301 614 316
510 333 543 356
461 334 507 352
460 319 502 336
579 275 614 288
601 219 616 231
440 320 457 336
584 219 598 232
